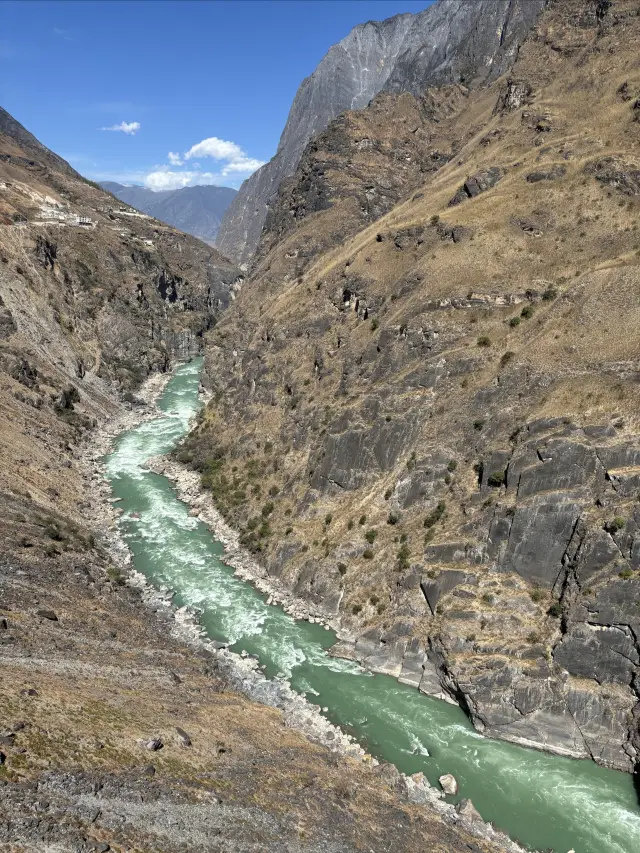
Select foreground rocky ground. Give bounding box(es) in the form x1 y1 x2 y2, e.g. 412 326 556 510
183 0 640 771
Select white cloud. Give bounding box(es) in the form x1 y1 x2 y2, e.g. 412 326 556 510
221 157 265 175
167 151 183 166
143 169 222 191
182 136 265 176
184 136 244 161
101 121 141 135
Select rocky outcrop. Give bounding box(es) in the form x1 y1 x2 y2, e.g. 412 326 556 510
215 0 545 265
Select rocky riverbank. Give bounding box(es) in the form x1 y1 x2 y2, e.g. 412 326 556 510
82 363 530 853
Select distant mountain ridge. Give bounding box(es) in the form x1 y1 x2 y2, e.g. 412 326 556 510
101 181 237 245
214 0 545 266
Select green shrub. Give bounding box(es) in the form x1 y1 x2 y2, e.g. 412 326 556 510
325 513 333 526
423 501 446 528
397 543 410 570
387 510 400 525
371 318 379 331
359 514 367 526
352 604 362 615
487 471 506 488
526 631 541 644
362 548 374 559
447 460 458 472
530 588 544 603
619 568 633 580
369 594 379 606
364 529 377 544
268 485 280 497
605 516 626 533
347 519 354 530
258 521 271 538
430 214 440 226
473 419 485 431
521 304 534 319
548 602 563 617
107 566 125 585
509 316 521 328
261 501 274 517
542 287 558 301
501 351 515 367
477 335 491 347
481 592 495 605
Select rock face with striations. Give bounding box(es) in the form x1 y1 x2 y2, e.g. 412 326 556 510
215 0 545 265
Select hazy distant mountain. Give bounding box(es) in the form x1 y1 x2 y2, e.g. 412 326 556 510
101 182 237 245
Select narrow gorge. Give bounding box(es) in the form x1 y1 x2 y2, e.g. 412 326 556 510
2 1 640 851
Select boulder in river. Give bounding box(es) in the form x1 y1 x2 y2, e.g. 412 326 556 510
439 773 458 795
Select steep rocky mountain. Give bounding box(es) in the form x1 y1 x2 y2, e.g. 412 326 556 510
215 0 545 266
184 0 640 773
0 108 508 853
101 181 237 245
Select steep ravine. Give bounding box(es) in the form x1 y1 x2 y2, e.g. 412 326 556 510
104 358 640 853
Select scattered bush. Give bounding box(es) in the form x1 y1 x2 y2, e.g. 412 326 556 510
481 592 495 605
337 562 347 576
364 529 377 544
324 513 333 526
347 519 354 530
387 510 400 525
369 594 380 606
371 318 379 332
548 602 563 618
542 287 558 301
285 526 293 535
521 304 534 319
261 501 274 517
384 488 393 500
359 515 367 526
501 351 515 367
406 451 417 471
526 631 542 644
619 568 633 580
268 485 280 497
430 214 440 226
473 419 485 431
530 588 545 603
477 335 491 347
509 316 521 328
351 604 362 615
447 460 458 472
362 548 374 559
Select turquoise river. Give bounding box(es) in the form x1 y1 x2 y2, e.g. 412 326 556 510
105 358 640 853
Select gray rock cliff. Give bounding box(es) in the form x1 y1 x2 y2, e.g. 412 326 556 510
214 0 545 265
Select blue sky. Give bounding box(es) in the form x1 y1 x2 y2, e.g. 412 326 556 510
1 0 431 190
